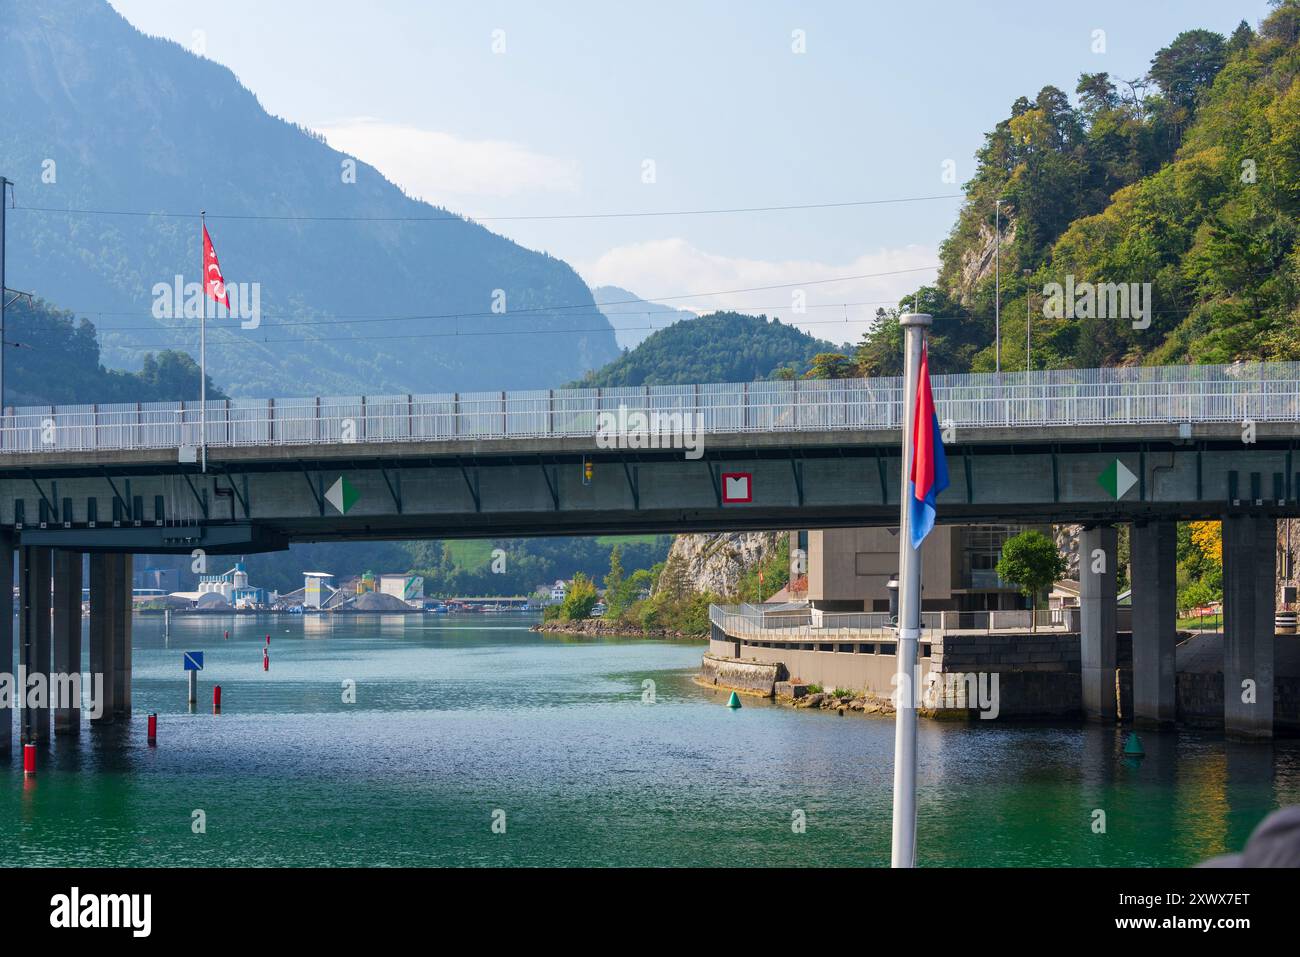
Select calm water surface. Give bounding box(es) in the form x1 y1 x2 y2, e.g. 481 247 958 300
2 613 1297 867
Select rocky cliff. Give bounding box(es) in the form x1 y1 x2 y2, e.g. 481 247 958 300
656 531 785 599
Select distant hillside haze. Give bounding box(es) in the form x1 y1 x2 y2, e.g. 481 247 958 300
0 0 619 398
590 285 697 350
571 311 845 387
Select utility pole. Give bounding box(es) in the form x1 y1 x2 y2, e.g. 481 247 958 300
199 211 207 473
0 176 9 412
994 199 1001 375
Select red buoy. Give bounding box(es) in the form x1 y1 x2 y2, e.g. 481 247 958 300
263 648 269 671
265 635 270 645
147 712 157 745
23 743 36 776
224 630 229 640
213 685 222 712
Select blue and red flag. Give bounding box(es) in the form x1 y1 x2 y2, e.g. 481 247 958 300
909 343 949 549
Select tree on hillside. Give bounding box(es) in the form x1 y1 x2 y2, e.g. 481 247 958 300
995 531 1067 631
803 353 856 379
854 287 981 378
1148 29 1228 115
570 311 839 387
1228 20 1256 54
1264 0 1300 43
5 297 226 405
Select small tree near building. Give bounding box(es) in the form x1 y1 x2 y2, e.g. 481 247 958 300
559 572 599 621
995 530 1068 631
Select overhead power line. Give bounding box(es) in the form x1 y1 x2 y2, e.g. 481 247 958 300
38 266 941 331
11 193 963 224
85 305 1225 353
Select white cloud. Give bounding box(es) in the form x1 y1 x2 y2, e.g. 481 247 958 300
577 239 939 345
315 118 581 202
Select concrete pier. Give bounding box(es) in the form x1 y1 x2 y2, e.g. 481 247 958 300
52 550 83 735
1131 521 1177 726
88 553 117 725
18 545 52 743
112 553 132 719
0 531 13 756
1223 515 1275 738
1080 525 1118 722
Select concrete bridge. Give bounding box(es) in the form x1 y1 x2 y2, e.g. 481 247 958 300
1 360 1297 749
2 361 1298 546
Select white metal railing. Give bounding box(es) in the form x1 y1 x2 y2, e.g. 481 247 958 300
3 361 1298 455
709 604 1070 640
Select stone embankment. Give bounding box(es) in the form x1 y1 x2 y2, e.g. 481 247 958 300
531 619 706 641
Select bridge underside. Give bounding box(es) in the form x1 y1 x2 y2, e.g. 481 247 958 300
2 429 1292 751
2 430 1297 551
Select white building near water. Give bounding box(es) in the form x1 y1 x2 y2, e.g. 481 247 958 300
303 572 335 609
550 579 568 603
194 561 269 607
378 574 424 604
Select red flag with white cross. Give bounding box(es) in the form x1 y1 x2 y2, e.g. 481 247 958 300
203 224 229 308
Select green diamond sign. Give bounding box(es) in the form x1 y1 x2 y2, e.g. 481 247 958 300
1098 459 1137 500
325 476 359 515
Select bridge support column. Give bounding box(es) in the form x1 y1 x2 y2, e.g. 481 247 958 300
1130 522 1177 727
1080 525 1118 722
18 545 52 744
52 550 83 736
88 553 117 725
112 554 132 719
1223 515 1274 739
0 530 13 757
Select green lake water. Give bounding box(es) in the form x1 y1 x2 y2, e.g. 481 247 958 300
2 613 1297 867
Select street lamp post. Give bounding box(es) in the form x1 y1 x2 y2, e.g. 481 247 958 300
1024 268 1033 373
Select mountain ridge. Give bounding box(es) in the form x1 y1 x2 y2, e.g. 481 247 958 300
0 0 619 398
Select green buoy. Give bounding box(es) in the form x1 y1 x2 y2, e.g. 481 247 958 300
726 691 742 709
1123 731 1145 757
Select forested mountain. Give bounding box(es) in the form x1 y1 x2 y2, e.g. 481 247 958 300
591 286 697 350
570 311 843 387
846 3 1300 376
0 0 618 398
2 296 223 407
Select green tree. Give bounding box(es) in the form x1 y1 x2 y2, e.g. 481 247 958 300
603 545 626 617
803 352 856 379
1148 29 1228 115
995 531 1068 630
558 572 599 621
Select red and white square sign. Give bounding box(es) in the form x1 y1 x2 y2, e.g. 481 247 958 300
721 472 752 503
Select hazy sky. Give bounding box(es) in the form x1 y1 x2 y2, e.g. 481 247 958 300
109 0 1270 342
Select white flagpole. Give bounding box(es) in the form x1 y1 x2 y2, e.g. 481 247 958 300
199 211 207 474
890 311 931 868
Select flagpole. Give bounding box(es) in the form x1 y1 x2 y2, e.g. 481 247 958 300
890 311 931 868
199 211 207 474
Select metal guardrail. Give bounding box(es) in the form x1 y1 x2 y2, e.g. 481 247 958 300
2 361 1298 455
709 603 1069 640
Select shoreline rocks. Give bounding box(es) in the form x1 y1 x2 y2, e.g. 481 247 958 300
531 618 706 641
783 688 897 717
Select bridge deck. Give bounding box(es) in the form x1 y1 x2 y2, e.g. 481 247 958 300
2 362 1297 461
